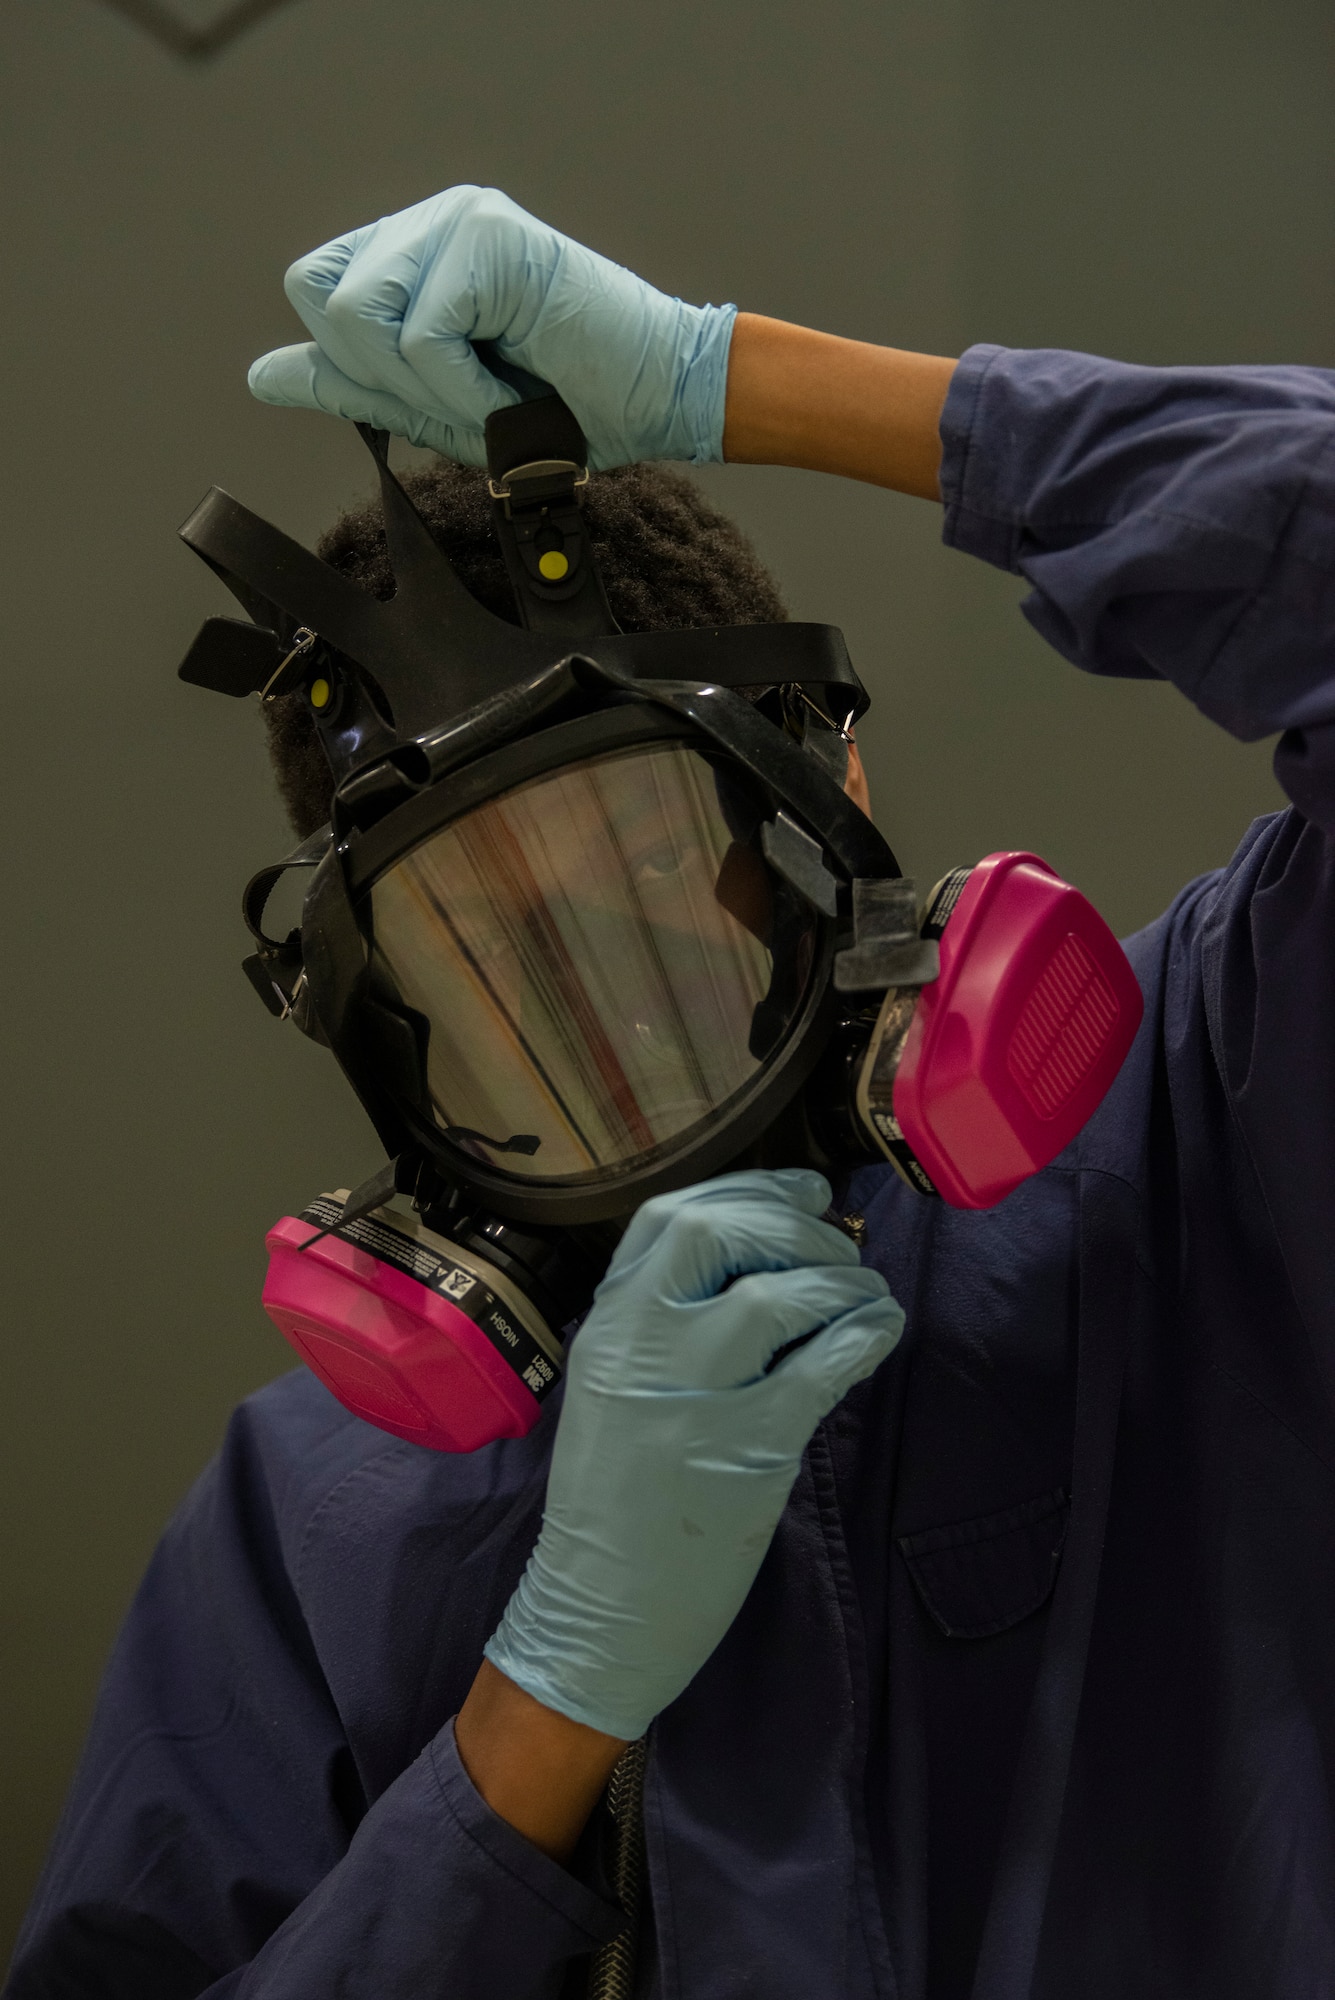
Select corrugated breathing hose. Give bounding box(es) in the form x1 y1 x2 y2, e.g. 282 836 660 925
586 1738 648 2000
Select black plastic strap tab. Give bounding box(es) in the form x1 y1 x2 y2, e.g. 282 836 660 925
834 879 941 992
178 616 284 697
485 392 588 485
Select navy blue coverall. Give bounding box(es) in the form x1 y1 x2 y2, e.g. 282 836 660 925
10 344 1335 2000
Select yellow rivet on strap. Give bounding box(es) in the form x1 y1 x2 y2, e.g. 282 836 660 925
309 677 331 710
538 549 569 581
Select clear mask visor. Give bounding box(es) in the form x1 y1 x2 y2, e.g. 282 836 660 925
368 740 818 1183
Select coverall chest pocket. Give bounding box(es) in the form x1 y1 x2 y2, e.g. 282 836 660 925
897 1486 1069 1638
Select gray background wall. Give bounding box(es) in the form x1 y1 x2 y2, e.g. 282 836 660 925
2 0 1329 1957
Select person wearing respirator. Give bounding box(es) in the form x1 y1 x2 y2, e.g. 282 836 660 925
10 188 1335 2000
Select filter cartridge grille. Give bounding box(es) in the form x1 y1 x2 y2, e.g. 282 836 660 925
1007 932 1120 1118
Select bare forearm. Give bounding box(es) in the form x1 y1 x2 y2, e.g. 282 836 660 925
722 312 957 499
454 1659 628 1863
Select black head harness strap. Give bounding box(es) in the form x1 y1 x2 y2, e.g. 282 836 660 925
175 399 870 790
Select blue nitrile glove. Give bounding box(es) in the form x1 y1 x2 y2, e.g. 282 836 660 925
485 1169 904 1741
248 185 736 470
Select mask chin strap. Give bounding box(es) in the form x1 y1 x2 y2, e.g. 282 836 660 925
484 393 621 643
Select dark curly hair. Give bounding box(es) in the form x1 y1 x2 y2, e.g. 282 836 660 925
264 459 788 837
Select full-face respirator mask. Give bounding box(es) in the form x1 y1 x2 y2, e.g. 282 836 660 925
179 395 1142 1453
